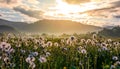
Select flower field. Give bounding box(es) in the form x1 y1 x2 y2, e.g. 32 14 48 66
0 34 120 69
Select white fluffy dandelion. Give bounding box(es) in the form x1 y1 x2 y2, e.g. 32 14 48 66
112 56 118 61
39 56 47 63
81 49 87 54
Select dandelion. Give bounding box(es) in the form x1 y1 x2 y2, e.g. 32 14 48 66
47 41 53 47
16 43 21 48
81 49 87 54
81 39 86 43
66 39 71 45
70 36 76 41
92 34 97 39
4 43 12 52
116 61 120 65
110 65 115 69
30 57 35 62
102 46 108 51
29 62 36 69
98 48 102 52
46 52 51 57
39 56 47 63
0 42 7 50
26 57 31 63
86 39 91 44
32 52 39 56
63 48 68 51
77 46 83 51
112 56 118 61
54 42 59 47
4 57 10 64
108 39 112 43
34 45 38 50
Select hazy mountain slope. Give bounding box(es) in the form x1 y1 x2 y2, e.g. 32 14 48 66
0 25 17 33
25 20 102 33
0 19 28 31
0 19 102 33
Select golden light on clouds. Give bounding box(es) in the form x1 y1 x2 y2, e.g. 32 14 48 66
45 0 99 18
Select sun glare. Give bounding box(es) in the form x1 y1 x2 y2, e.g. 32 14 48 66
45 0 99 18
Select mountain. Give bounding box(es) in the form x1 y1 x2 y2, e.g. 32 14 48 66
0 19 102 34
103 26 115 29
0 25 17 33
99 26 120 37
0 19 28 32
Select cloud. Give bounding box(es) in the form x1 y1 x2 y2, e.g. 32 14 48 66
77 0 120 19
0 0 22 8
13 5 44 19
111 0 120 7
0 8 38 23
63 0 90 4
26 0 40 4
114 15 120 18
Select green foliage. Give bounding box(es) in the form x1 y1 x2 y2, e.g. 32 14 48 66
99 26 120 37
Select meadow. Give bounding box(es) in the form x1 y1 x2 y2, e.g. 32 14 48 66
0 33 120 69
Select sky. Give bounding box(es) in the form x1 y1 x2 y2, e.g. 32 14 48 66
0 0 120 27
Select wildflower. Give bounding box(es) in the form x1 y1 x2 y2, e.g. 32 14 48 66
66 39 71 45
30 57 35 62
116 61 120 65
102 46 108 51
26 56 35 63
46 52 51 57
112 56 118 61
47 41 53 47
4 57 10 64
32 52 39 56
39 56 47 63
34 45 38 50
110 65 115 69
61 39 65 43
108 39 112 43
101 43 108 47
86 39 91 44
77 46 83 51
54 42 59 47
98 48 101 52
0 42 7 50
81 49 87 54
69 36 76 41
16 43 21 48
29 62 36 69
113 42 119 46
26 57 31 63
81 39 86 43
92 34 97 39
4 43 11 52
63 48 67 51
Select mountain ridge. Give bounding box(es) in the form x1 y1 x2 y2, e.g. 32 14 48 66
0 19 102 34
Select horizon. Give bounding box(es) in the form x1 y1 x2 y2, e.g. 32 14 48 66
0 0 120 27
